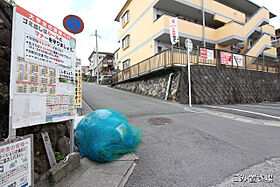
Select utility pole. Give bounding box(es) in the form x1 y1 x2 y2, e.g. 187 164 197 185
94 30 100 84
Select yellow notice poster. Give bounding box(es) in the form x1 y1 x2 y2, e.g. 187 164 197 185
75 68 82 108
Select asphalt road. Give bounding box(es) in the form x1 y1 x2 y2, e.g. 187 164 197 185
83 83 280 187
203 103 280 122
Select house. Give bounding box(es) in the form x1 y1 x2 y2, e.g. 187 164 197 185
81 66 90 76
99 54 115 75
115 0 277 70
113 48 121 70
88 51 113 76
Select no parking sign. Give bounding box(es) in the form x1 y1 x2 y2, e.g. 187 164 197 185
63 15 84 34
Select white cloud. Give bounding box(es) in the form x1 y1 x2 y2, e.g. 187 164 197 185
15 0 126 65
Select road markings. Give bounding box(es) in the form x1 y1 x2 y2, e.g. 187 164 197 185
204 105 280 120
206 110 280 128
235 104 280 110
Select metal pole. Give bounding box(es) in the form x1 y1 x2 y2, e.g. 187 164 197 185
95 30 99 84
70 118 75 153
202 0 206 48
262 52 265 72
188 44 192 107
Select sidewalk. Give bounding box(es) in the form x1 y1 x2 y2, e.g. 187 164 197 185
51 153 138 187
37 99 138 187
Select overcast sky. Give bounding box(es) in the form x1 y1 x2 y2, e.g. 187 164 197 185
15 0 280 66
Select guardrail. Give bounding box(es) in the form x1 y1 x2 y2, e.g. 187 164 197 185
112 47 279 84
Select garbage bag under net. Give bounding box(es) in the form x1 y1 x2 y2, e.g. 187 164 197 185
75 109 143 162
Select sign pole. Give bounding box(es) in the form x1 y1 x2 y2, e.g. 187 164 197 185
70 118 75 153
8 5 17 139
188 46 192 107
185 39 193 107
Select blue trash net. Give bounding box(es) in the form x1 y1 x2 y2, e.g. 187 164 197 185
75 109 143 162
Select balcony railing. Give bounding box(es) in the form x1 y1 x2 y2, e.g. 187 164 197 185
112 47 279 84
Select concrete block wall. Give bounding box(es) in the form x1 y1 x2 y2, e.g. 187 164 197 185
178 65 280 104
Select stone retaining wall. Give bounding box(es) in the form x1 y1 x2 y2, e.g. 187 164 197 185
17 123 71 182
0 0 12 140
113 66 280 105
114 69 181 100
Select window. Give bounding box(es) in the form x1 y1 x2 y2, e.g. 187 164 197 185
122 11 129 27
123 59 130 69
122 35 130 49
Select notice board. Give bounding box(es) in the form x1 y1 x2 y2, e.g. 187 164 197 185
0 135 34 187
10 5 76 129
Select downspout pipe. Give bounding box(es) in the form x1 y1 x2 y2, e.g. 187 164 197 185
165 73 175 100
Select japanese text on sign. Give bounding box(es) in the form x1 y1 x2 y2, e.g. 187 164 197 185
0 136 33 187
169 17 179 45
200 48 214 60
220 52 232 65
10 5 76 129
75 68 82 108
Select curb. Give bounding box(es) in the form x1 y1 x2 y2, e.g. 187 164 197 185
118 162 136 187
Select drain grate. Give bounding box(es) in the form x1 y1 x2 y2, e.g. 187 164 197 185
148 118 172 125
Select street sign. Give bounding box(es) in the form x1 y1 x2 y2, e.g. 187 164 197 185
63 15 84 34
169 17 179 45
185 38 193 52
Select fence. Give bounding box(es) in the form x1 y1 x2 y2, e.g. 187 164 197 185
112 47 279 83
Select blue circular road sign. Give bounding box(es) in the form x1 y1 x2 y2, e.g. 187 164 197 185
63 15 84 34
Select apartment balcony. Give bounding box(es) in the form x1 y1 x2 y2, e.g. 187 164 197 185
153 14 216 47
215 7 270 46
153 7 273 56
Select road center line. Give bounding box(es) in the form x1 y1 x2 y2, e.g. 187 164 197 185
204 105 280 120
